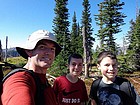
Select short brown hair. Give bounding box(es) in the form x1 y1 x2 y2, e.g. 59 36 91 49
97 51 117 64
68 53 83 64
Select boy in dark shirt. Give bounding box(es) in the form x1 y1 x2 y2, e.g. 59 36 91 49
89 51 140 105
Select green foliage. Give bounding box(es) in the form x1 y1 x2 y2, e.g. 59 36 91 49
3 69 11 76
92 50 99 64
48 54 68 77
95 0 126 52
70 12 83 55
81 0 94 61
126 11 140 71
1 57 27 76
7 56 27 67
81 0 94 77
117 54 134 73
53 0 71 75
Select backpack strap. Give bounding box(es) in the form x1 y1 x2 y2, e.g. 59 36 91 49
2 68 46 105
115 77 130 93
116 77 136 104
89 77 102 104
2 68 29 82
24 69 45 105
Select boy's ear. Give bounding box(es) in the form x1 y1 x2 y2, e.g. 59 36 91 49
66 64 68 67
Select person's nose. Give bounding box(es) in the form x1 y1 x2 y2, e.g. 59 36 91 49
75 65 79 69
109 65 113 70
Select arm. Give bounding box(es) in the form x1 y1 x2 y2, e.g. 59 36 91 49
1 71 36 105
132 87 140 105
89 79 99 105
80 81 88 105
135 91 140 105
53 78 59 96
129 83 140 104
91 99 97 105
53 78 60 103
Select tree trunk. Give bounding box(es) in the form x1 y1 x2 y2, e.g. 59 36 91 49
82 27 89 78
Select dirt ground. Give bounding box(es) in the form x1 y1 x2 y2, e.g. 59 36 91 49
127 77 140 95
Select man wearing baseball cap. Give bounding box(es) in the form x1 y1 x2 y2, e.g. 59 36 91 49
1 30 62 105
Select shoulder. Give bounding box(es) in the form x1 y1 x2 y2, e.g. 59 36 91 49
78 78 86 84
1 70 36 105
53 75 67 90
90 78 102 92
89 78 102 102
54 75 66 84
115 76 129 85
3 70 35 87
116 76 128 81
91 77 102 86
55 75 66 80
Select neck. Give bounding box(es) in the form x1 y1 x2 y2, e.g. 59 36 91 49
66 73 78 83
23 62 47 74
102 76 115 84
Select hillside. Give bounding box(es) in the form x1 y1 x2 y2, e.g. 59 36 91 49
2 47 19 58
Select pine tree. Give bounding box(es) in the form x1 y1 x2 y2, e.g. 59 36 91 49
124 19 136 71
81 0 94 77
127 10 140 71
70 12 83 55
77 23 84 55
52 0 70 75
95 3 106 50
71 12 78 53
95 0 126 53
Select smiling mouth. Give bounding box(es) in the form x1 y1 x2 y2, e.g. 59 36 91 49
107 72 115 74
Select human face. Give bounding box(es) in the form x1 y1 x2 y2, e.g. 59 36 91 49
27 40 55 72
68 58 83 77
97 57 118 81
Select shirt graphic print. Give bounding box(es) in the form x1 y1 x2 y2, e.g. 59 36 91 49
98 87 123 105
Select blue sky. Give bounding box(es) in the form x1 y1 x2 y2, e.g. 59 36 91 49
0 0 139 49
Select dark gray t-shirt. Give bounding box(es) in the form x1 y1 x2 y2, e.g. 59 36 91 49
97 80 123 105
89 77 140 105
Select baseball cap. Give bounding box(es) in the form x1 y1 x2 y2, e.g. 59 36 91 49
16 30 62 59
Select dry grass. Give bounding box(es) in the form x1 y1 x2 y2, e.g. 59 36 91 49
127 77 140 95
